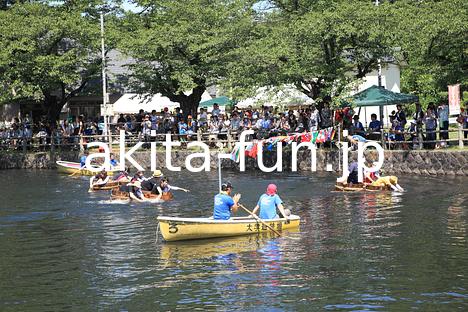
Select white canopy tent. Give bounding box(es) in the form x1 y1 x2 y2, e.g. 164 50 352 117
236 86 314 109
111 92 213 115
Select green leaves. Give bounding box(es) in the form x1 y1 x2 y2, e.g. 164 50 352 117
393 0 468 107
0 2 103 114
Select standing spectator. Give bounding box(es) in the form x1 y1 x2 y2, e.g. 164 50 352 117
141 115 152 141
135 109 144 133
125 115 134 133
117 114 126 127
288 114 297 131
279 115 290 134
437 102 449 142
219 114 231 139
458 103 468 140
308 105 320 131
175 108 184 123
320 103 332 129
150 110 159 132
396 104 407 127
424 106 437 149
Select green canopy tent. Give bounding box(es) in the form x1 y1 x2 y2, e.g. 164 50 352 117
199 96 233 108
351 85 419 107
344 86 419 145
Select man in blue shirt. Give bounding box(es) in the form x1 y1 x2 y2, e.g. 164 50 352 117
79 151 88 168
213 182 241 220
252 184 289 220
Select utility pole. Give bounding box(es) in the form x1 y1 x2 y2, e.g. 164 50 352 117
100 12 112 149
375 0 385 147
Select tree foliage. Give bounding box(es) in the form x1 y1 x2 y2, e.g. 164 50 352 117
225 0 396 108
119 0 256 117
0 1 107 121
392 0 467 107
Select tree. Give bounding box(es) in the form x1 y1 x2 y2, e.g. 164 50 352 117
225 0 396 108
0 2 105 122
120 0 256 117
393 0 468 107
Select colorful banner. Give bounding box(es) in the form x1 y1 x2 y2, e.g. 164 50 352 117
230 127 335 162
448 84 461 115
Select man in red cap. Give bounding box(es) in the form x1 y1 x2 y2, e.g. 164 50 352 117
252 184 289 220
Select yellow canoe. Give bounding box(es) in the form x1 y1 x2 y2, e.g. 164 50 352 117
56 160 117 176
157 214 301 242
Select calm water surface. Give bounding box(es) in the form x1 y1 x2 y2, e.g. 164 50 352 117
0 170 467 311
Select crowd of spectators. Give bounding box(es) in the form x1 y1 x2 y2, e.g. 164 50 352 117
112 104 334 142
1 101 467 150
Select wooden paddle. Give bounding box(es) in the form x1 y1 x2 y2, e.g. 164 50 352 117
238 203 282 237
69 167 83 177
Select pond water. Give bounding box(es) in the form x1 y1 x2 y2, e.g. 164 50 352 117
0 170 467 311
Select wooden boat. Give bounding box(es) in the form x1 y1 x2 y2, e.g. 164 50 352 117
334 182 392 192
157 214 301 242
110 189 174 202
91 180 128 191
56 160 117 176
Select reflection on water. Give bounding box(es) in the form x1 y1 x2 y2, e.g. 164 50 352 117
0 170 466 310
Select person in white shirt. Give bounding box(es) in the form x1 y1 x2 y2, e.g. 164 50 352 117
437 103 449 141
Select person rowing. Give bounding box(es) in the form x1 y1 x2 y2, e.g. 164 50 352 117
141 170 164 193
113 167 130 183
213 182 241 220
89 169 109 189
141 170 189 195
125 180 147 202
159 178 189 193
252 184 290 220
363 162 404 191
79 150 89 169
131 171 146 183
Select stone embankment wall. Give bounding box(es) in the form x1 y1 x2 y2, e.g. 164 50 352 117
0 149 467 176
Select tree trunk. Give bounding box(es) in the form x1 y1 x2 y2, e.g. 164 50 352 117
44 94 64 123
166 85 206 119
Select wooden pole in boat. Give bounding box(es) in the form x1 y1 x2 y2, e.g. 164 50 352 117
69 168 83 177
218 156 222 192
238 204 282 237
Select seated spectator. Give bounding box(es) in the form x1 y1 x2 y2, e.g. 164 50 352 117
230 113 241 132
351 115 365 136
367 113 381 140
186 115 196 135
198 108 208 131
212 103 221 116
178 118 188 135
209 115 220 134
240 117 251 130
